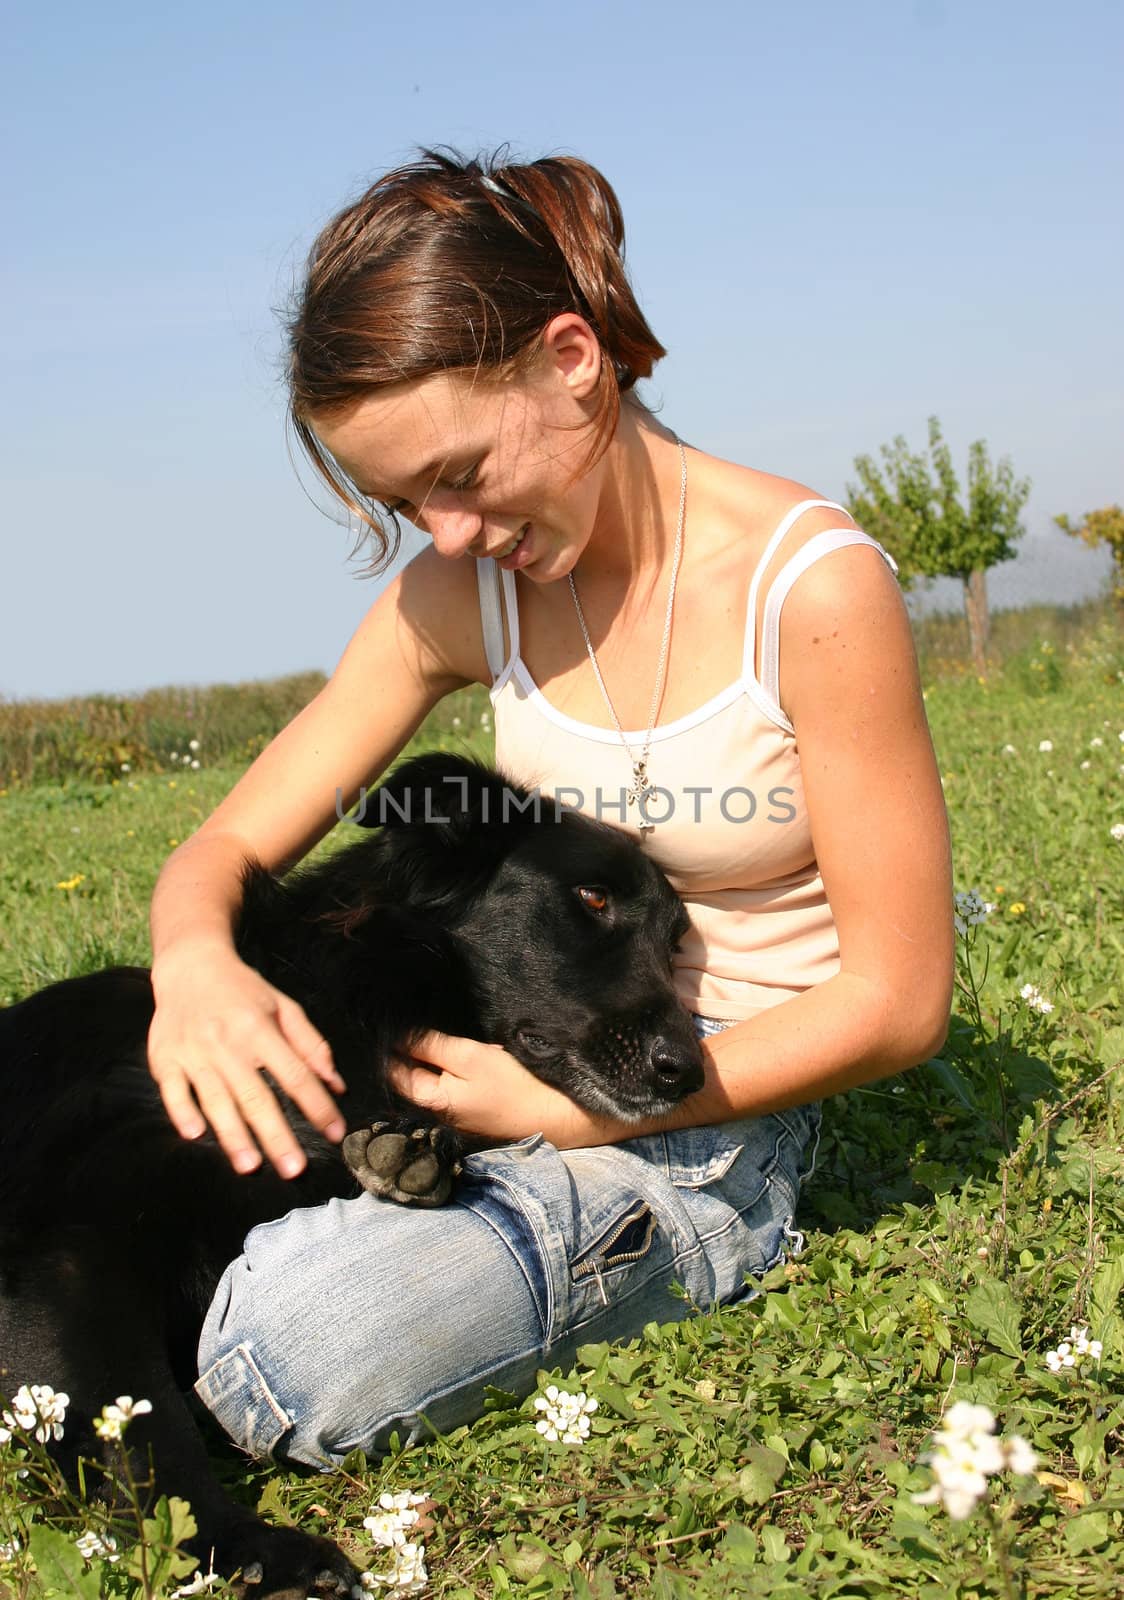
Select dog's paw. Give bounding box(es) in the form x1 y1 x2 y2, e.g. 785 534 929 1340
208 1518 365 1598
342 1121 462 1206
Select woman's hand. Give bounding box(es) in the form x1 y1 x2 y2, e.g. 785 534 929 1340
388 1032 621 1148
148 943 348 1178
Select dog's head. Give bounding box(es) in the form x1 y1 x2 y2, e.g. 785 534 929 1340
359 754 704 1121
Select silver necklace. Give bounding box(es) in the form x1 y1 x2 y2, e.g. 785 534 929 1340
568 437 687 824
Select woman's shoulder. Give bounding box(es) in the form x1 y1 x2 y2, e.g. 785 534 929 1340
350 543 492 691
690 453 857 573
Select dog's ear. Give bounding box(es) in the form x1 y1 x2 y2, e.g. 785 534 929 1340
350 754 541 916
355 753 536 841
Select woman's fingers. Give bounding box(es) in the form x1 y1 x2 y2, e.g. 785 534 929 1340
278 1000 347 1095
149 1052 210 1143
148 991 347 1178
387 1059 449 1111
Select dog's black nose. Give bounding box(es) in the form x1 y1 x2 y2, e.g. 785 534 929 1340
649 1040 705 1098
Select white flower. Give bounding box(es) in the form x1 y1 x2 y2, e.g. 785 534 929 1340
363 1491 427 1549
1038 739 1053 752
0 1536 20 1561
93 1395 153 1441
1111 823 1124 843
912 1402 1036 1521
190 759 200 769
1 1383 69 1444
1048 1326 1103 1371
120 761 131 772
941 1401 998 1442
1080 760 1091 770
954 889 995 937
76 1530 119 1563
533 1384 598 1444
170 751 179 760
188 738 200 752
1090 737 1104 748
171 1570 223 1597
1070 1326 1103 1360
1020 983 1054 1015
366 1539 427 1593
452 716 462 728
362 1491 430 1591
1005 1435 1038 1475
1002 743 1017 755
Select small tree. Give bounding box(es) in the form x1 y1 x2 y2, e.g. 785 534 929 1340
1054 505 1124 605
847 416 1030 677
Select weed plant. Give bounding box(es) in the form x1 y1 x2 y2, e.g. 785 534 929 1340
0 617 1121 1597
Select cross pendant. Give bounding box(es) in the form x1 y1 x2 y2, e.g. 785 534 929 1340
627 761 652 810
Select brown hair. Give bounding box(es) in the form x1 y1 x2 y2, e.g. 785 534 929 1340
287 148 666 566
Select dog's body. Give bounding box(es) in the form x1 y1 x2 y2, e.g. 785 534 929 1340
0 756 703 1596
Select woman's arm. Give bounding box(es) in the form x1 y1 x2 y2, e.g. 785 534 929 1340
390 542 953 1145
148 548 488 1175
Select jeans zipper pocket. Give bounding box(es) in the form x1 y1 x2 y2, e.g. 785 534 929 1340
572 1204 657 1304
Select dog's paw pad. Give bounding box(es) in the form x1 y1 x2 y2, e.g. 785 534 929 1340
343 1123 457 1206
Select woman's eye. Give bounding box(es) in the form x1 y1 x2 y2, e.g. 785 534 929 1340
449 462 479 492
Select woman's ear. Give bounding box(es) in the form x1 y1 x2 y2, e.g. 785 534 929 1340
539 313 602 401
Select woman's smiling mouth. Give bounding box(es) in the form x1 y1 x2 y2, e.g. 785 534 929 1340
495 523 531 566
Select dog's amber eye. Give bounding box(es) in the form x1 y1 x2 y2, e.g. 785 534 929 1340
576 886 609 913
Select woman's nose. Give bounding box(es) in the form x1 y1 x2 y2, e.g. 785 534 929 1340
423 504 484 559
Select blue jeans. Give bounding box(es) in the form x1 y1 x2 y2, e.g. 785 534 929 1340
195 1017 821 1468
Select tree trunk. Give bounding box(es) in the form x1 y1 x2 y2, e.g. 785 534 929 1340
962 568 990 678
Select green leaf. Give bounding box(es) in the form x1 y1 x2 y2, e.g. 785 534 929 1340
1090 1249 1124 1333
124 1496 199 1586
926 1058 979 1112
648 1392 692 1436
591 1381 636 1419
964 1281 1023 1357
736 1445 787 1505
1064 1511 1110 1554
760 1524 791 1564
720 1523 758 1569
26 1526 102 1599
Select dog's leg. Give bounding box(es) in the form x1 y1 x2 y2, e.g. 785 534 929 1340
0 1234 365 1599
342 1118 464 1206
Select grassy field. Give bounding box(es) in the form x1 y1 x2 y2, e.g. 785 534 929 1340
1 606 1122 1598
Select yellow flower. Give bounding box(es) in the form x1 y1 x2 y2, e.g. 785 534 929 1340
55 873 86 891
168 838 179 847
1008 902 1027 916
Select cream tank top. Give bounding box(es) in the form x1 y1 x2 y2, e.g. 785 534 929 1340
476 500 898 1022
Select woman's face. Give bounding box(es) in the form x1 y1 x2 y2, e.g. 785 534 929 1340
311 348 606 583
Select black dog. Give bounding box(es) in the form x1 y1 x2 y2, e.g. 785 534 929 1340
0 755 702 1597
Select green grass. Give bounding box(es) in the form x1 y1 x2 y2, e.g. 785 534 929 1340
1 623 1122 1598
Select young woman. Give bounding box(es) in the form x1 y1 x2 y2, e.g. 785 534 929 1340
148 150 953 1465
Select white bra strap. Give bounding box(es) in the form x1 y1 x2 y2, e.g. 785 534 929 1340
475 558 506 682
758 531 900 707
474 558 520 689
741 500 850 681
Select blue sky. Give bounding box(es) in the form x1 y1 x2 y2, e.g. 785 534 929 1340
3 0 1120 700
